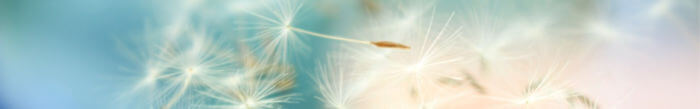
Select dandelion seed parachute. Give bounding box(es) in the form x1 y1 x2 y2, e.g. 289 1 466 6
231 0 411 62
229 0 308 64
198 63 297 109
331 2 475 108
312 56 371 109
119 25 242 109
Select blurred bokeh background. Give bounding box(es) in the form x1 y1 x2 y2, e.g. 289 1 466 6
0 0 698 109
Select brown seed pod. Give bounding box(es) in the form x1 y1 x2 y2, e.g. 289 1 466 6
371 41 411 50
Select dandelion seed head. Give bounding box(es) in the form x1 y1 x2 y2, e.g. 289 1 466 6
244 99 260 108
231 0 307 64
184 66 201 75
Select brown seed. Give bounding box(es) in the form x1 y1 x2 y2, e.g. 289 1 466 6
371 41 411 50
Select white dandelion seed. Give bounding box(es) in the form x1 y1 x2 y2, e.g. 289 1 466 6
161 30 241 109
475 61 598 109
341 6 469 108
381 11 465 91
230 0 410 64
312 56 369 109
229 0 307 64
199 69 296 109
116 30 176 108
123 27 240 109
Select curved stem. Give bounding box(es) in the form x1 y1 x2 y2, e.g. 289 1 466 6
286 26 371 44
286 25 410 50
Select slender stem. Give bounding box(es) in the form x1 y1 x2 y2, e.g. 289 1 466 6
286 26 371 45
162 74 193 109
